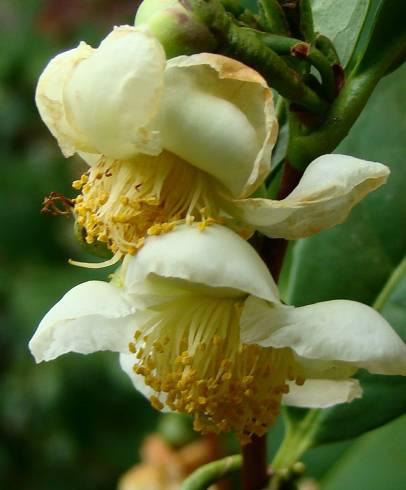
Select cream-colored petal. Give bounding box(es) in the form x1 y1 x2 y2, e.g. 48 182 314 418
283 379 362 408
63 25 165 158
155 53 277 197
29 281 137 363
77 151 101 167
35 41 94 157
123 274 196 308
292 356 358 380
119 353 170 412
240 297 406 375
231 154 389 238
124 224 280 302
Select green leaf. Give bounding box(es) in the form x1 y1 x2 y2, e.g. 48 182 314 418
354 0 406 76
345 0 383 73
282 63 406 445
310 0 370 66
322 413 406 490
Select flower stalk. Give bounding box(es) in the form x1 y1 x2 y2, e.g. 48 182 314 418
244 157 304 490
180 454 242 490
271 409 321 474
287 68 382 170
373 254 406 312
248 30 337 102
241 435 269 490
257 0 290 36
298 0 316 44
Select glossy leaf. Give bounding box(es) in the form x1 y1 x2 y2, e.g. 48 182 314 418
310 0 370 66
322 414 406 490
345 0 383 73
355 0 406 75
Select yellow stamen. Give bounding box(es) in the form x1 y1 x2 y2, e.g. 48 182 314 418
128 295 302 444
72 152 223 260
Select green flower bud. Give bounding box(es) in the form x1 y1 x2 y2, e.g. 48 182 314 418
135 0 217 58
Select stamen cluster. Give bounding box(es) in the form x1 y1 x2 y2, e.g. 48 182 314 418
72 153 223 257
129 296 304 444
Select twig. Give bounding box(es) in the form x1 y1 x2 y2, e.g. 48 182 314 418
260 160 303 281
258 0 290 36
186 0 328 114
241 435 269 490
245 30 337 101
298 0 315 44
180 454 242 490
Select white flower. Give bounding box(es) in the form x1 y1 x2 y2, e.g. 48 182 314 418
36 25 276 196
36 26 389 259
29 225 406 443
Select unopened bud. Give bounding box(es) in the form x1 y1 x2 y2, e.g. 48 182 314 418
135 0 217 58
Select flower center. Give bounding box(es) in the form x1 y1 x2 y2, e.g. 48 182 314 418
129 296 303 444
72 152 224 257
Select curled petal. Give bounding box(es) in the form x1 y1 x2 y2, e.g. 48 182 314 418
36 26 166 160
283 379 362 408
231 154 389 238
65 25 165 158
36 42 94 157
155 53 278 197
240 296 406 375
124 224 280 303
29 281 137 362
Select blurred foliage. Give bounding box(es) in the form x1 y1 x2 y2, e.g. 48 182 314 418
0 1 160 489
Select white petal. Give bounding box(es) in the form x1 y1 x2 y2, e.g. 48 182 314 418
124 224 280 302
119 353 170 412
77 151 101 167
155 53 277 197
283 379 362 408
231 154 389 238
293 357 358 380
240 297 406 375
119 353 154 399
64 25 165 158
35 41 94 157
29 281 137 363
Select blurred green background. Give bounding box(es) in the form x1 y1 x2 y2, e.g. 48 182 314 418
0 2 159 489
1 1 405 489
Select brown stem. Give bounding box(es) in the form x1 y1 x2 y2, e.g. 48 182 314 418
241 435 268 490
242 161 303 489
262 160 303 281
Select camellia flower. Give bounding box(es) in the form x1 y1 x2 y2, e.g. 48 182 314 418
36 26 389 262
29 225 406 444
